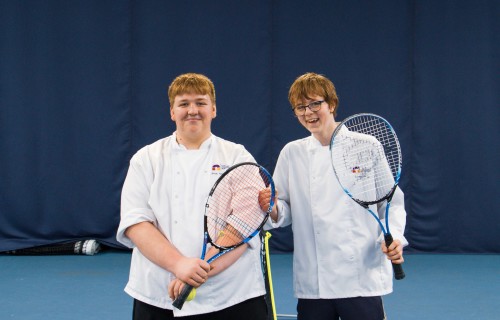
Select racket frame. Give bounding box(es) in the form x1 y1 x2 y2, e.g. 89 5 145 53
172 162 276 309
330 113 405 280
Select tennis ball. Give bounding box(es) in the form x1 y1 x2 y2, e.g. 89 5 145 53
186 288 196 301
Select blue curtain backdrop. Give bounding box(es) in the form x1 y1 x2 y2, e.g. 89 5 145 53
0 0 498 253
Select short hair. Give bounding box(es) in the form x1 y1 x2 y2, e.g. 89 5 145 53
288 72 339 116
168 73 216 107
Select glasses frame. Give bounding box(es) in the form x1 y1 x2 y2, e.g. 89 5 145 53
293 100 325 116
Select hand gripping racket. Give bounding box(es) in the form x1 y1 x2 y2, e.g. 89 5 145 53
172 162 276 309
330 113 405 280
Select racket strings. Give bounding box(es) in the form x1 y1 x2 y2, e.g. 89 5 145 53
347 116 400 176
331 115 401 203
206 165 269 248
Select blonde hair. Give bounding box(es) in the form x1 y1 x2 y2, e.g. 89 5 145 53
168 73 216 107
288 72 339 116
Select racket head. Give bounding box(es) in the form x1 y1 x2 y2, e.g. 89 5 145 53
330 113 402 205
205 162 275 250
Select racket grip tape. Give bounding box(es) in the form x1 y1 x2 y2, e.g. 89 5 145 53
384 234 406 280
172 284 195 310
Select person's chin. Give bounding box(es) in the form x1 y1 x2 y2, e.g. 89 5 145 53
306 123 321 132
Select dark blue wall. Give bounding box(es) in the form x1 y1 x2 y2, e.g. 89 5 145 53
1 0 498 253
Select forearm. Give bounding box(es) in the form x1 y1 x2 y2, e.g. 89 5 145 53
125 221 182 273
126 221 210 287
204 223 248 277
269 204 278 222
205 244 248 277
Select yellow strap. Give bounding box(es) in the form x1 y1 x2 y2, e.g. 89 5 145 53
264 231 277 320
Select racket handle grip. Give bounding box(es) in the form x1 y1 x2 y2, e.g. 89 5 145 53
172 284 194 310
393 261 406 280
384 234 406 280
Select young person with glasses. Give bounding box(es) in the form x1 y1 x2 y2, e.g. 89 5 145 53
259 72 407 320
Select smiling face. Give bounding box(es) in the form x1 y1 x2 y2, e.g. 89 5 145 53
295 95 337 144
167 73 217 149
170 93 216 148
288 72 340 145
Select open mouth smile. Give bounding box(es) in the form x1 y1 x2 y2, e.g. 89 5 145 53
305 118 319 124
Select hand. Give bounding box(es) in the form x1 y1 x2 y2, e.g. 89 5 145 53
381 239 404 264
172 257 210 287
258 187 278 219
168 278 185 300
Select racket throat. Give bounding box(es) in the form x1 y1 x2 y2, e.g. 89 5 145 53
355 199 369 209
384 233 394 248
205 246 222 262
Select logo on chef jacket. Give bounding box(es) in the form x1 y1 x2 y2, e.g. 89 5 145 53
212 164 229 175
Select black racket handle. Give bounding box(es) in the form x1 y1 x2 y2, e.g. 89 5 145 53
172 284 194 310
384 233 406 280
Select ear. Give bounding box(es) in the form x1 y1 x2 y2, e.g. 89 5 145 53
170 107 175 121
212 104 217 118
329 104 336 113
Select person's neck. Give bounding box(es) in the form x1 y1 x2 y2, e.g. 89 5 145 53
313 133 331 146
176 132 212 150
313 122 339 146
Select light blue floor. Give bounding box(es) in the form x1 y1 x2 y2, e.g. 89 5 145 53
270 253 500 319
1 251 499 319
0 250 133 320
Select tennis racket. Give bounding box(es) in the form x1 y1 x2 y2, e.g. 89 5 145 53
172 162 276 310
330 113 405 280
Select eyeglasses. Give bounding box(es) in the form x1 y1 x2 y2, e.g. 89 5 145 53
293 100 324 116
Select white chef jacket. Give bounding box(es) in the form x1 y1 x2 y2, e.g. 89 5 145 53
267 134 408 299
117 134 266 317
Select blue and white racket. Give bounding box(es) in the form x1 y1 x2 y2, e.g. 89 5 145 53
172 162 276 309
330 113 405 280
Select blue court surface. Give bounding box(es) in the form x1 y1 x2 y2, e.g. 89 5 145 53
1 251 498 319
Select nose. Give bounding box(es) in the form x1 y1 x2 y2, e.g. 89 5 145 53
187 103 198 114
